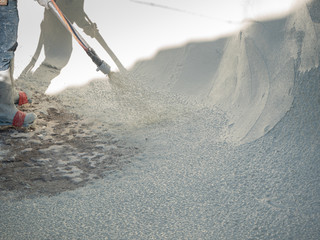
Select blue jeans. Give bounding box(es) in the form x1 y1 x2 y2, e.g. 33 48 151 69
0 0 19 71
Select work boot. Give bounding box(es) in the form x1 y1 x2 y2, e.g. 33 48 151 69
0 68 36 127
13 89 32 106
8 62 32 105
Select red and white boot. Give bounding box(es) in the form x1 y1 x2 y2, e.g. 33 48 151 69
0 68 36 127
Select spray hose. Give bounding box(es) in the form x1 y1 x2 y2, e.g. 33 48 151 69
48 0 111 75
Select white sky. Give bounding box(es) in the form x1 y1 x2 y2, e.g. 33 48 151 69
15 0 302 94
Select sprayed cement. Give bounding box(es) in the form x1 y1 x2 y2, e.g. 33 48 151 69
128 0 319 144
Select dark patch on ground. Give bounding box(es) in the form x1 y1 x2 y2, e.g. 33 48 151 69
0 92 140 200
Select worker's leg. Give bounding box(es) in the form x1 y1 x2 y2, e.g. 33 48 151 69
0 0 36 127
